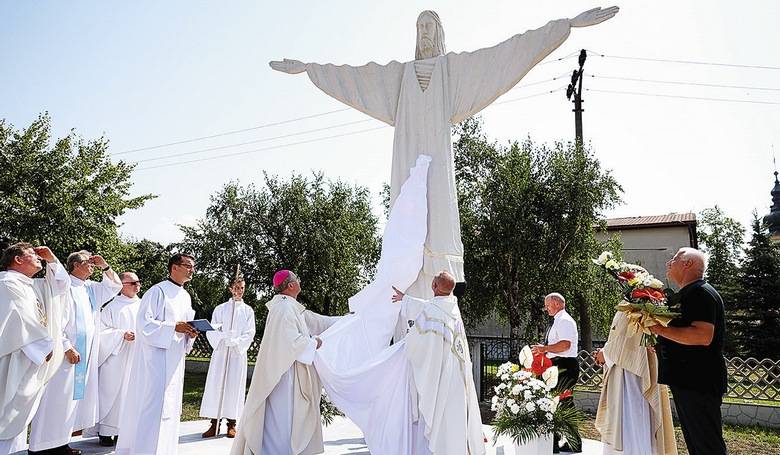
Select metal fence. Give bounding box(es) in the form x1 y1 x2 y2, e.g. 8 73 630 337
473 336 780 404
189 334 780 405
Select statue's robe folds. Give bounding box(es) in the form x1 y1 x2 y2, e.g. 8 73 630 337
595 311 677 455
304 18 571 299
0 262 68 454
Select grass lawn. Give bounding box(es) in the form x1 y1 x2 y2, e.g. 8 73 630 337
183 372 780 454
578 415 780 455
182 373 208 421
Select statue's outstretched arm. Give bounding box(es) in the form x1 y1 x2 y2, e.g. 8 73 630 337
569 6 619 28
269 58 307 74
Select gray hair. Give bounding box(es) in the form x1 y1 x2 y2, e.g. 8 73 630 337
680 247 708 278
118 271 137 281
66 250 91 273
415 10 446 60
545 292 566 307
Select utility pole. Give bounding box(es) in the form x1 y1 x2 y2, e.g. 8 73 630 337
566 49 587 145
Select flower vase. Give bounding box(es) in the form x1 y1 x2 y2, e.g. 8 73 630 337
512 433 553 455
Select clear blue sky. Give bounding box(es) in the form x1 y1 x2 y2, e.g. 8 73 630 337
2 0 779 244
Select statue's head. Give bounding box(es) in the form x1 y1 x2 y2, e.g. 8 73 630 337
415 10 446 60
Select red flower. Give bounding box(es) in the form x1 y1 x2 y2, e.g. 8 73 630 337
631 288 665 302
558 390 573 400
530 352 552 376
617 271 635 282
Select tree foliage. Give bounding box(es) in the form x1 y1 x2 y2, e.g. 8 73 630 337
177 174 381 331
697 206 745 354
0 114 154 261
733 217 780 359
453 117 622 347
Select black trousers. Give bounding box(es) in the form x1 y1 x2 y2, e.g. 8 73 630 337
551 356 582 452
670 385 728 455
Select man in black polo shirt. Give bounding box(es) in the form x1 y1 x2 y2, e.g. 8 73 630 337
649 247 727 455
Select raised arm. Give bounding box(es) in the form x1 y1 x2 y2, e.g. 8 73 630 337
269 57 405 125
448 6 618 123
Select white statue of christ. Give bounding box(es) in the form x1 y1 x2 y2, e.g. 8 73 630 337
271 7 619 299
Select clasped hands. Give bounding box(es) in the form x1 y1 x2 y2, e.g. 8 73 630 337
175 321 199 338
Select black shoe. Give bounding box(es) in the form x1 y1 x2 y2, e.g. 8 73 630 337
98 435 115 447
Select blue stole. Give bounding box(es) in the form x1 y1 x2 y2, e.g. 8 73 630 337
72 285 96 400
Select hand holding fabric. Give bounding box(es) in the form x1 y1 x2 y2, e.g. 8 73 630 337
65 348 81 364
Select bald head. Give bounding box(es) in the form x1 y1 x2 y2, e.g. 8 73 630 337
432 271 456 296
667 247 707 288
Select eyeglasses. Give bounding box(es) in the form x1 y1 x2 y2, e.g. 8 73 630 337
176 263 195 270
122 281 141 286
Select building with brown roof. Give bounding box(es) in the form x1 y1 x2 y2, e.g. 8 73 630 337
596 212 698 285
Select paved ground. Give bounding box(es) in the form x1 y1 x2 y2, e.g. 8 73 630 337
62 417 603 454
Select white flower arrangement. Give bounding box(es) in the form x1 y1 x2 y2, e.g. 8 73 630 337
491 346 585 447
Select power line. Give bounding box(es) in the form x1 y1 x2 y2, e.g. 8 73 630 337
586 50 780 71
539 50 581 65
134 87 566 172
116 74 568 159
495 86 567 105
589 74 780 92
135 126 389 171
114 108 352 155
133 118 376 164
587 88 780 105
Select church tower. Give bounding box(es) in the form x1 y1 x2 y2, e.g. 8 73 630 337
763 170 780 242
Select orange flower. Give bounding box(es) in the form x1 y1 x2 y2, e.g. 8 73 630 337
558 390 573 400
631 288 665 302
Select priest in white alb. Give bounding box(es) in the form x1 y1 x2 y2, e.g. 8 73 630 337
230 269 339 455
29 251 121 455
594 311 677 455
116 253 198 455
390 271 484 455
200 269 256 439
91 271 143 447
0 243 68 455
269 6 618 300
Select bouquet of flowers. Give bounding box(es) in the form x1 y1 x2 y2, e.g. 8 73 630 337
320 390 343 426
491 346 583 446
592 251 680 345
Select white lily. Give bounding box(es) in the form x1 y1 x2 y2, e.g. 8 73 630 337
542 366 559 388
518 345 534 369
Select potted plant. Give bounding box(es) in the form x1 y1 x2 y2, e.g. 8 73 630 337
491 346 583 454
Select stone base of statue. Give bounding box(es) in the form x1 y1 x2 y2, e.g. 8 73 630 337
512 433 554 455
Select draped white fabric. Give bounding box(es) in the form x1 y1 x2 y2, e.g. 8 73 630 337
312 155 435 455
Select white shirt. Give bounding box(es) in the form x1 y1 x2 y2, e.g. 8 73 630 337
547 309 578 358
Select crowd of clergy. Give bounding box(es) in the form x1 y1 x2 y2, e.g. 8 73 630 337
0 239 729 455
0 243 258 455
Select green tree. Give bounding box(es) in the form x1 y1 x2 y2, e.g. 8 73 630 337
734 216 780 359
453 117 622 347
113 238 171 292
0 114 154 262
697 206 745 354
178 174 381 332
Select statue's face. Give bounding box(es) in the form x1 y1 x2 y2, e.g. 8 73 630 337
416 13 439 59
